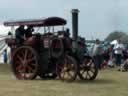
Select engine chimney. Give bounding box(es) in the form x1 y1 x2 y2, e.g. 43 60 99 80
71 9 79 41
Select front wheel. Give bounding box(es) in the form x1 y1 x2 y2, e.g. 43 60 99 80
78 56 98 80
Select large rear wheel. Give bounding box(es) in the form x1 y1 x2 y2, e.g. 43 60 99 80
12 46 39 80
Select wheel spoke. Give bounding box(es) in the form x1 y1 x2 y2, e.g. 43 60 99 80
80 70 88 79
90 68 95 73
87 71 91 78
27 66 34 72
85 72 88 79
57 55 77 82
24 66 30 80
58 64 63 70
61 68 67 73
91 63 95 68
67 71 73 78
87 61 92 66
69 64 74 70
83 59 88 65
61 70 66 79
81 69 86 74
16 65 23 71
15 61 21 66
27 57 36 63
28 52 33 58
17 55 23 63
24 49 28 60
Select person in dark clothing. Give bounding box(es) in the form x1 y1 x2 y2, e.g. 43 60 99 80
25 25 34 38
92 39 103 69
8 31 12 35
123 45 128 61
15 25 26 46
8 31 12 38
65 28 70 37
119 47 128 71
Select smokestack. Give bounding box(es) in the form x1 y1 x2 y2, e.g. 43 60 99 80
71 9 79 41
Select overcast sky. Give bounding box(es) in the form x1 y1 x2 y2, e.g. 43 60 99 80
0 0 128 40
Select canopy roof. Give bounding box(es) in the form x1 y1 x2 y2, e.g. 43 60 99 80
4 17 67 27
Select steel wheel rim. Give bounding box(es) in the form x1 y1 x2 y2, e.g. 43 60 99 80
12 46 38 80
57 55 77 81
79 58 97 80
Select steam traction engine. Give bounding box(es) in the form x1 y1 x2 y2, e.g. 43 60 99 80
4 9 98 82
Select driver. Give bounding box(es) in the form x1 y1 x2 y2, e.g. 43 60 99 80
25 25 34 38
15 25 26 46
65 28 70 37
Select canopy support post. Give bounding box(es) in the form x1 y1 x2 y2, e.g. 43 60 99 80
11 26 14 38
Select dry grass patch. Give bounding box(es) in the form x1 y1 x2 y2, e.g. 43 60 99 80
0 64 128 96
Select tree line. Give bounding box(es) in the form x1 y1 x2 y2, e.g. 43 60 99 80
105 31 128 43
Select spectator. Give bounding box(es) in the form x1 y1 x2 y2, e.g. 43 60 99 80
92 39 103 69
3 49 7 64
119 45 128 71
113 39 124 66
120 59 128 71
101 46 110 69
8 31 12 35
107 45 115 68
123 45 128 61
8 31 12 38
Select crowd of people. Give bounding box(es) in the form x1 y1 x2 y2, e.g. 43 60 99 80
91 39 128 71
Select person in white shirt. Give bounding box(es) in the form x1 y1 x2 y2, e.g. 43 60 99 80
114 39 124 66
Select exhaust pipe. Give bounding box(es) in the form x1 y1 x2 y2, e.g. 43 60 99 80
71 9 79 41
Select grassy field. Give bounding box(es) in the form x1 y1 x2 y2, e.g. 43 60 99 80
0 64 128 96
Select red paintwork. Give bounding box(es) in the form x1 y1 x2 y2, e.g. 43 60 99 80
5 38 16 47
24 36 36 46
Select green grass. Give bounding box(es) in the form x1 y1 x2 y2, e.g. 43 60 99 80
0 64 128 96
